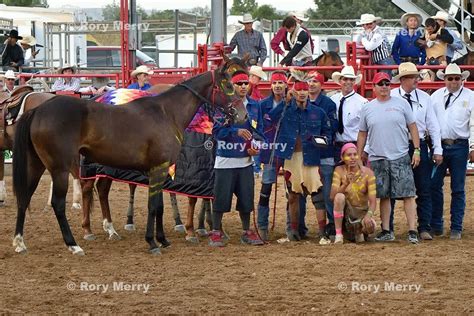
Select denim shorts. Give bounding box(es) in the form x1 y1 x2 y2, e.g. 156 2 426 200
370 154 416 199
261 163 277 184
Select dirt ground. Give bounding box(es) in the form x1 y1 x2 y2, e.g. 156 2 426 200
0 174 472 314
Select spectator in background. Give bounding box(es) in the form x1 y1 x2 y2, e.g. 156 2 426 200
432 11 464 64
79 77 116 96
355 14 395 74
417 18 453 66
455 1 474 46
18 35 41 71
3 70 16 94
392 12 426 65
51 64 81 92
248 65 267 101
280 17 312 66
127 65 153 90
228 13 267 66
0 30 24 71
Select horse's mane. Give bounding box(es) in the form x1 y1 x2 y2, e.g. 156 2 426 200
314 51 342 65
157 71 209 98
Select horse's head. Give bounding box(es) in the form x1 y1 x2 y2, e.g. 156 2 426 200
210 55 249 125
314 50 344 81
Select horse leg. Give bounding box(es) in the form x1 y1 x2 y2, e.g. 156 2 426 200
96 177 120 240
44 179 53 211
80 179 96 240
124 184 137 231
51 171 84 255
196 199 211 237
71 178 82 210
184 197 199 243
146 164 169 254
170 193 185 233
0 151 6 205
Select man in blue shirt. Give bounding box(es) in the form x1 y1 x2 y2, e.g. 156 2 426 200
392 12 426 65
127 65 153 90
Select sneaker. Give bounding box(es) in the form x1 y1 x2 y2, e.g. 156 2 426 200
419 231 433 240
408 231 419 244
208 230 225 247
334 235 344 244
375 230 395 242
258 228 269 242
450 231 462 240
432 229 444 237
287 229 301 241
241 230 264 245
319 236 331 245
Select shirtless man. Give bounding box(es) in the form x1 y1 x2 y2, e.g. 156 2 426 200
330 143 376 244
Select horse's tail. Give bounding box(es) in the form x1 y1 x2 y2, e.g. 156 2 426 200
13 108 37 210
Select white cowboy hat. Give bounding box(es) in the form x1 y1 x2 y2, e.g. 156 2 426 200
392 62 420 82
238 13 255 24
436 63 470 80
59 63 77 74
400 12 422 28
19 35 37 47
4 70 16 80
249 65 267 80
356 13 382 26
331 65 362 85
291 11 309 22
432 11 450 23
131 65 153 78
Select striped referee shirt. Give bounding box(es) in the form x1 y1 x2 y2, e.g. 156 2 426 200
356 26 391 63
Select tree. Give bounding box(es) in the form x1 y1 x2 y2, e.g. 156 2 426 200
252 4 284 21
0 0 47 6
189 6 211 17
102 2 120 21
230 0 258 15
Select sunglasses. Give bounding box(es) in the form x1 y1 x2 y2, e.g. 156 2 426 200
446 76 461 81
234 82 249 86
6 78 15 81
376 81 391 87
341 77 356 81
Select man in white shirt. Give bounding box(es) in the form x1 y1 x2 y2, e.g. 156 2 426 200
430 64 474 240
330 65 367 159
390 62 443 240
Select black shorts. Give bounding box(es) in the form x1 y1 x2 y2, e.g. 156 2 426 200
213 165 254 213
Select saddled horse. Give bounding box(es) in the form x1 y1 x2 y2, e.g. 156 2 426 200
12 57 247 255
311 50 344 81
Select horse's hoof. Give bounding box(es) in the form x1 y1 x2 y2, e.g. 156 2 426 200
185 236 200 244
0 201 5 207
159 239 171 248
124 224 136 231
174 224 186 233
109 232 121 240
68 246 85 256
195 229 209 237
149 248 161 255
83 234 96 241
13 234 27 254
71 203 81 210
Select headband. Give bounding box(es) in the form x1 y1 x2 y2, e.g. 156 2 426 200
309 71 325 83
231 73 249 83
293 81 309 91
271 73 287 83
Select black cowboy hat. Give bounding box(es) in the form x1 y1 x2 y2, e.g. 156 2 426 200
8 29 22 40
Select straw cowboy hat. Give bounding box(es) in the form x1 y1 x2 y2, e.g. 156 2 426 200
356 13 382 25
392 62 420 82
400 12 422 28
249 65 267 80
238 13 256 24
331 65 362 85
432 11 450 23
58 63 77 74
4 70 16 80
436 63 470 80
291 11 309 22
131 65 153 78
19 35 42 47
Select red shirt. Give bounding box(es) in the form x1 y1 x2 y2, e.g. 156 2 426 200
270 26 315 56
249 84 264 101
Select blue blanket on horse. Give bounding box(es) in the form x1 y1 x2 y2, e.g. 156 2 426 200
80 89 215 198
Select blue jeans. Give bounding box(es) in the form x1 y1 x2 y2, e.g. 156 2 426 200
389 142 432 232
286 195 308 236
253 155 262 173
431 140 469 233
375 56 395 76
257 164 277 230
320 164 335 224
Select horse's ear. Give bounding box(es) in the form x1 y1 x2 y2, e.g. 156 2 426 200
321 49 327 55
242 53 250 66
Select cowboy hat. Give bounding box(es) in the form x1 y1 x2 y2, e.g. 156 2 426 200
131 65 153 78
238 13 255 24
58 63 76 74
249 65 267 80
432 11 450 23
436 63 470 80
400 12 422 28
392 62 420 82
291 11 309 22
356 13 382 26
331 65 362 85
7 29 22 40
19 35 40 47
4 70 16 80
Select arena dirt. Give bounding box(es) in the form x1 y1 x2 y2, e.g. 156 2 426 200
0 174 472 313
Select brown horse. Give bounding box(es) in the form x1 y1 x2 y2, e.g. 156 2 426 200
453 51 474 81
12 59 246 256
312 50 344 81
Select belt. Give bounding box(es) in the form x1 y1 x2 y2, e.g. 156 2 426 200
400 56 419 63
442 139 468 145
335 141 357 147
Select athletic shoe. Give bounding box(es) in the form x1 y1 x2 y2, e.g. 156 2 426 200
432 229 444 237
375 230 395 242
450 231 462 240
419 231 433 240
408 231 419 244
240 230 264 245
319 234 331 245
334 235 344 244
208 230 225 247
